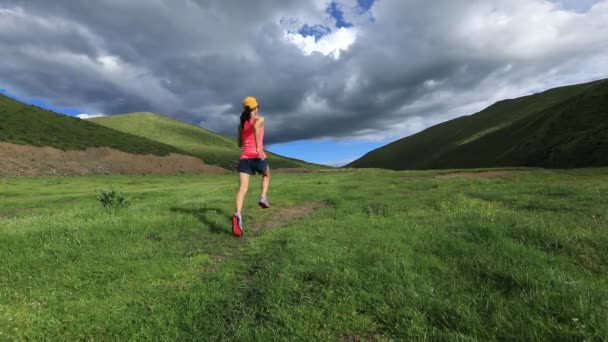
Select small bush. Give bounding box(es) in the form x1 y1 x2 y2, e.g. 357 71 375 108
96 189 131 210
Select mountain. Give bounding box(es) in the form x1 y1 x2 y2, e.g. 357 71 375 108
349 79 608 170
91 112 319 169
0 94 182 156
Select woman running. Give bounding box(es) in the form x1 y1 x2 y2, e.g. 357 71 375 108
232 96 271 237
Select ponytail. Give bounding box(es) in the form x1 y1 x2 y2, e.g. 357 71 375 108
240 106 252 129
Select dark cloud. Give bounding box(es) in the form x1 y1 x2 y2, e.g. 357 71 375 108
1 0 607 144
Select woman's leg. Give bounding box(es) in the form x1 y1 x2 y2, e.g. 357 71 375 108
261 166 270 199
235 172 250 215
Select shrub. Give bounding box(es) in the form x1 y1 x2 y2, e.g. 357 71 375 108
96 189 131 211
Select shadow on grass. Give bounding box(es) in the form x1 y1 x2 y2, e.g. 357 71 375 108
170 206 232 235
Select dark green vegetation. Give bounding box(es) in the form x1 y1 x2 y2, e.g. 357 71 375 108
1 169 607 340
0 94 181 156
92 113 319 169
350 78 608 170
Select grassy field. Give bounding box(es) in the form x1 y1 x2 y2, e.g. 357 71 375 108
92 112 321 170
350 78 608 170
1 169 607 340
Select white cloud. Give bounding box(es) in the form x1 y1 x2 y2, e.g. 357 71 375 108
76 113 105 119
97 55 121 72
1 0 607 145
285 27 357 59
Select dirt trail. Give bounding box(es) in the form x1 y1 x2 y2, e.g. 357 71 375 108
435 170 530 179
199 202 328 272
0 142 228 176
250 202 328 230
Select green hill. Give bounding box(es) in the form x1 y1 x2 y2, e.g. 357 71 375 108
349 79 608 170
0 93 319 171
0 94 182 156
92 112 320 169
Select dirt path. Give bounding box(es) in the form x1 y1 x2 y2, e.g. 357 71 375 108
201 202 328 271
250 202 328 231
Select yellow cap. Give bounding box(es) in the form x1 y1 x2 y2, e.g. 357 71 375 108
242 96 258 110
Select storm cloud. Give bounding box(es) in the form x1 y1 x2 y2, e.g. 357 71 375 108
1 0 607 143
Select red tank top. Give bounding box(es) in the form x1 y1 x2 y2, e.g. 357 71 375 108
240 117 264 159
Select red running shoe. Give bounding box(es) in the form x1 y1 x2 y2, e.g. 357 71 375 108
232 213 243 237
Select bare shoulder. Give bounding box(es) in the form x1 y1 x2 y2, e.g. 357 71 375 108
254 116 265 126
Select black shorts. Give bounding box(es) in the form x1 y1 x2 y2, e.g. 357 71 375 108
238 158 269 175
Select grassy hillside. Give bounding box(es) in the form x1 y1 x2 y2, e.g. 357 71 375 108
1 169 607 339
92 112 320 169
0 94 183 156
349 79 608 170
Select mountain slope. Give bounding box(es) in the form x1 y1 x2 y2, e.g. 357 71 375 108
0 94 182 156
92 112 320 169
349 79 608 170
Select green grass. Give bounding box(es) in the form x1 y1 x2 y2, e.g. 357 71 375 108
1 169 607 340
350 78 608 170
0 95 182 156
92 112 322 170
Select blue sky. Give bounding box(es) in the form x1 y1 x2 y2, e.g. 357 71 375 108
0 88 84 116
267 139 389 166
554 0 599 12
327 2 353 28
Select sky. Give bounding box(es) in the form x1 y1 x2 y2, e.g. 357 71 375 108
1 0 607 166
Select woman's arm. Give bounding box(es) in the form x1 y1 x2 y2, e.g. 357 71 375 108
253 117 266 159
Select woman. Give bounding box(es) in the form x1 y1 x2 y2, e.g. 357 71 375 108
232 96 271 237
